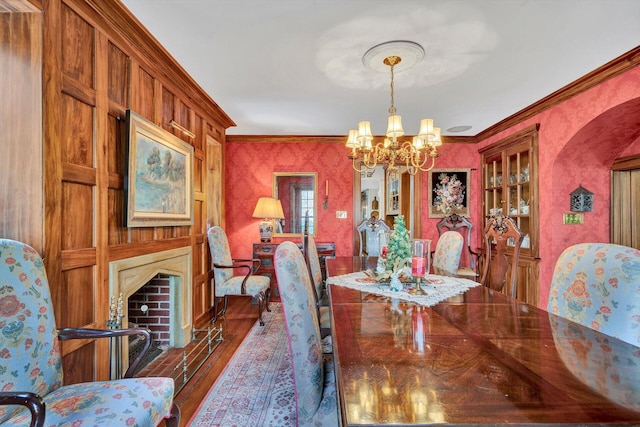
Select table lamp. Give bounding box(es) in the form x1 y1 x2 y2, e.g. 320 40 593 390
252 197 284 242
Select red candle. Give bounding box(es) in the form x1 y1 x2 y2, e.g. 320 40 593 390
412 256 426 277
381 245 388 258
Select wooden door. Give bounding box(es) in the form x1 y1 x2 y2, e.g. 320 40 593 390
611 154 640 249
206 134 222 227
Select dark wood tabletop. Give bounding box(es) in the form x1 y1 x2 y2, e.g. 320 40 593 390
326 256 640 426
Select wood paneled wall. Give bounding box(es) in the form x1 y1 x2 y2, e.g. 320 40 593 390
0 10 43 252
2 0 233 383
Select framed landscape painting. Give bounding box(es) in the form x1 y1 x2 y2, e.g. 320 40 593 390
125 110 194 227
427 168 471 218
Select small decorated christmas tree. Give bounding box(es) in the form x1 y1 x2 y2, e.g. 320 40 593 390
386 215 411 271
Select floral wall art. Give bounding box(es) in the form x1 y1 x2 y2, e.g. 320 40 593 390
427 169 470 218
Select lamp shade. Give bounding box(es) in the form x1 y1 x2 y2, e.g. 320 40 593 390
345 129 359 148
252 197 284 219
252 197 284 242
386 114 405 138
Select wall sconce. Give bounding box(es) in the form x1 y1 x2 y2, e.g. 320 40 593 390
252 197 285 242
570 185 594 212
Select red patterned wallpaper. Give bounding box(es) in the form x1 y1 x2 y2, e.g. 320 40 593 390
476 66 640 306
224 65 640 308
224 140 355 258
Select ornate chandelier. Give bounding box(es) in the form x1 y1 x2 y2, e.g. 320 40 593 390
346 41 442 176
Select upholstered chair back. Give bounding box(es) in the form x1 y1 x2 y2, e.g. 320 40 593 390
275 242 338 425
548 243 640 346
432 231 464 275
0 240 63 423
436 214 478 276
208 226 234 289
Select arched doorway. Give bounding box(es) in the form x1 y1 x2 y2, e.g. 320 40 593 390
550 98 640 271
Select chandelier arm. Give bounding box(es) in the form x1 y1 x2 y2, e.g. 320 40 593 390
410 151 430 170
351 157 367 173
416 156 437 172
361 149 378 170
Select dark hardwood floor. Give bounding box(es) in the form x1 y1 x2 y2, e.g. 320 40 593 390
138 296 262 426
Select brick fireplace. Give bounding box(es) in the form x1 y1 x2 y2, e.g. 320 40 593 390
128 274 172 345
108 247 192 370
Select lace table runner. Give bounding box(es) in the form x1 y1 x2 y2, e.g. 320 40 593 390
326 271 481 307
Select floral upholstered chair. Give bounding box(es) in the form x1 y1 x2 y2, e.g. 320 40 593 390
207 226 271 325
432 230 464 276
274 242 338 426
0 239 179 427
548 243 640 346
436 214 479 278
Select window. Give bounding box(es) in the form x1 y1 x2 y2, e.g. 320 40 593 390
299 189 314 233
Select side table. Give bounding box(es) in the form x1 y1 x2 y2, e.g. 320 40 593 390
252 242 336 301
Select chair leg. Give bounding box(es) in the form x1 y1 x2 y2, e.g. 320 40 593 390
164 403 180 427
221 295 229 316
256 292 265 326
212 296 220 324
211 295 229 324
265 287 271 313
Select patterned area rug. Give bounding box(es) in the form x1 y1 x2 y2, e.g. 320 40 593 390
188 303 296 426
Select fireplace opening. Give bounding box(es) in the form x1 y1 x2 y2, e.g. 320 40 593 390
127 273 171 373
108 247 193 377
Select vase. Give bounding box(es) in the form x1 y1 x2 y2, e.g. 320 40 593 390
409 239 430 295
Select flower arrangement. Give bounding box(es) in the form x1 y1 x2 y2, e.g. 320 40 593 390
433 172 466 215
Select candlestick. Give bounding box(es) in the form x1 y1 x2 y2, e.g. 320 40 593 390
323 180 329 209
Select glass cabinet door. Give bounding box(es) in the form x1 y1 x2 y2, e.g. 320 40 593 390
506 145 531 251
484 154 503 218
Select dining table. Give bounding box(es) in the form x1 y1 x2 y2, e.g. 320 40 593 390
326 256 640 426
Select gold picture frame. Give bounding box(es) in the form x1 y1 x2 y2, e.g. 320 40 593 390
125 110 194 227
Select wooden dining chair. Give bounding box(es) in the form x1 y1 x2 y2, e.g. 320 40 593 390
436 214 479 278
303 233 332 343
548 243 640 346
274 242 339 426
0 239 180 427
432 230 464 276
480 213 524 298
207 226 271 325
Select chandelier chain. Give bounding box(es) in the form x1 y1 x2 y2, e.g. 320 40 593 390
389 63 396 116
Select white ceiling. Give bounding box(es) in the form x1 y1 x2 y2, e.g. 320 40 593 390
120 0 640 137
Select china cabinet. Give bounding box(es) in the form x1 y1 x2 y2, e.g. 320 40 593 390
479 124 540 305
